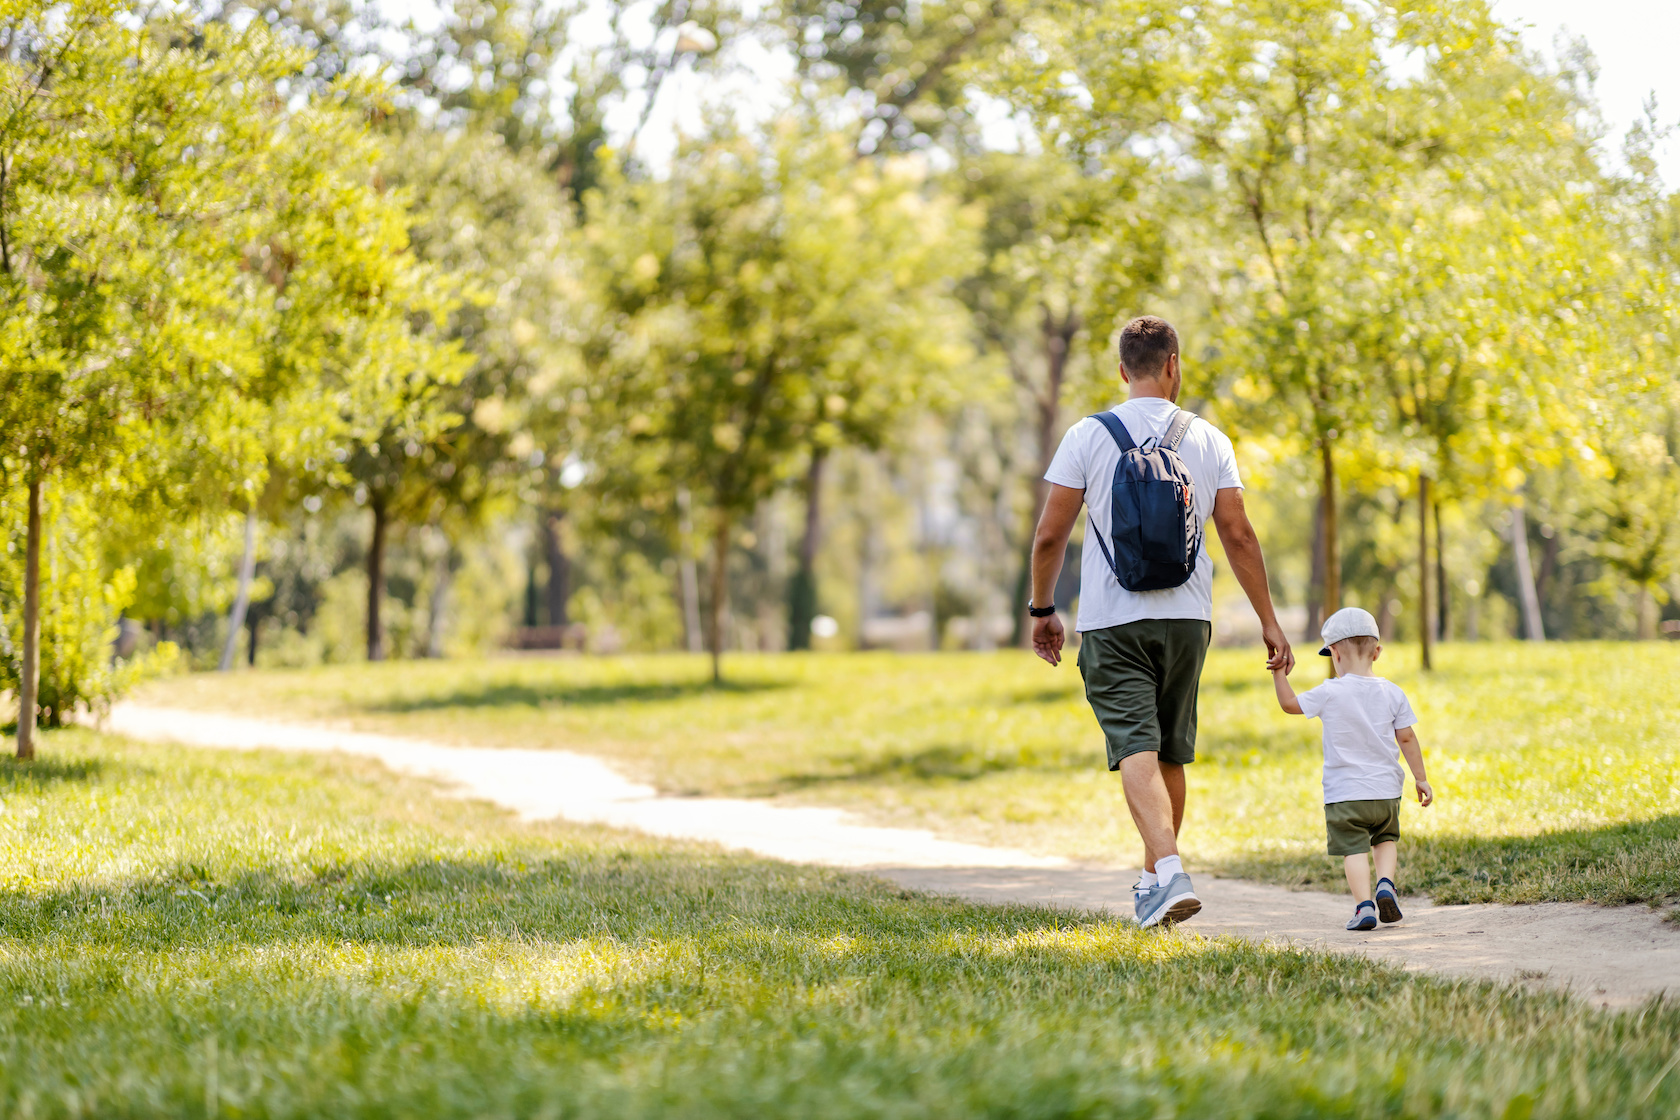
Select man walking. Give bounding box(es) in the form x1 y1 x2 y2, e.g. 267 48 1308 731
1028 316 1294 927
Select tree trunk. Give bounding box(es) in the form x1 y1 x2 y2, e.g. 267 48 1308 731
542 509 570 627
219 507 258 671
1305 491 1326 643
1320 437 1340 620
247 600 260 667
1536 530 1560 608
1434 500 1448 641
677 487 702 654
1509 500 1545 642
1418 474 1432 671
16 478 41 760
1638 586 1658 640
707 515 731 683
787 448 827 651
366 499 389 661
426 530 453 659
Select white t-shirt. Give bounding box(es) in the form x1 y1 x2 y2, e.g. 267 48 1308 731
1043 397 1243 632
1297 675 1418 803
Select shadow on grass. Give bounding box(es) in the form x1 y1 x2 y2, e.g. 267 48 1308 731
366 677 791 713
0 847 1109 955
766 741 1090 792
1006 686 1081 707
1215 814 1680 909
0 756 107 788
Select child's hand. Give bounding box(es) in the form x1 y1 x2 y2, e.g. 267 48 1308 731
1415 779 1434 807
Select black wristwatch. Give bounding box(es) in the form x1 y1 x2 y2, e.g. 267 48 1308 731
1027 601 1057 618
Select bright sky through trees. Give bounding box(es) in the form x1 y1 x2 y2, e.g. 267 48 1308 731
378 0 1680 180
1495 0 1680 181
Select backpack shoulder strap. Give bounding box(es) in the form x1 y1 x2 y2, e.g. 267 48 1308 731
1089 410 1137 453
1163 409 1197 451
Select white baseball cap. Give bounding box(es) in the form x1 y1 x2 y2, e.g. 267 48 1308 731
1319 606 1381 656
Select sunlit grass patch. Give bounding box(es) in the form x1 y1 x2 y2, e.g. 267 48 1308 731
5 730 1680 1116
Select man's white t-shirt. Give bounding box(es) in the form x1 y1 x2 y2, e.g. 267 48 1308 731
1297 675 1418 803
1043 397 1243 632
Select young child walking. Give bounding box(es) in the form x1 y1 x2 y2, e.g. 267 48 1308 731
1271 607 1433 931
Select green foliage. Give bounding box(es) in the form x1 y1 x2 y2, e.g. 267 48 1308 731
583 114 976 525
0 1 469 706
0 486 176 726
570 548 685 652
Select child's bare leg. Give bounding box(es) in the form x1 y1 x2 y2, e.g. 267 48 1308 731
1371 841 1398 885
1343 853 1372 903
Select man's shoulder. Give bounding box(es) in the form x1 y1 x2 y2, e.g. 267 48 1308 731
1183 411 1234 448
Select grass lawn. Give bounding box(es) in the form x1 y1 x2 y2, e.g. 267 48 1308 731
5 730 1680 1118
139 642 1680 907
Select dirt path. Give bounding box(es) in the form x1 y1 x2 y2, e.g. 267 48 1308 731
108 703 1680 1009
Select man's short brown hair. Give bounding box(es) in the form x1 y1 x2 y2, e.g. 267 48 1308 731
1119 316 1179 378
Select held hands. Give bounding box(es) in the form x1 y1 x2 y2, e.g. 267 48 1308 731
1415 779 1434 808
1260 620 1295 675
1032 613 1066 667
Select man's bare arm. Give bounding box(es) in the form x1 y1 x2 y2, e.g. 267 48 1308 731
1028 484 1084 667
1211 487 1294 674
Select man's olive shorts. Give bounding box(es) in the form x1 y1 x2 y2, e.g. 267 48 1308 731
1075 619 1212 770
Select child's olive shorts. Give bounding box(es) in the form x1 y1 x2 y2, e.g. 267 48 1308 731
1324 797 1402 856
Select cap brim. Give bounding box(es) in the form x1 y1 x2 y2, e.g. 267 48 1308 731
1318 645 1331 656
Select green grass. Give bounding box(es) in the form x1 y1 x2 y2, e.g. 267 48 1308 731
140 642 1680 906
7 729 1680 1118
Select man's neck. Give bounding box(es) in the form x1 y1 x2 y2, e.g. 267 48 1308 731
1126 382 1172 401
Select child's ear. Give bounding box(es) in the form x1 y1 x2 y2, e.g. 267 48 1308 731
1373 644 1381 661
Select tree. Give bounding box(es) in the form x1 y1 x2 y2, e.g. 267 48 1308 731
771 0 1023 154
0 7 308 753
210 62 470 670
580 114 974 678
1 4 455 749
1362 24 1622 659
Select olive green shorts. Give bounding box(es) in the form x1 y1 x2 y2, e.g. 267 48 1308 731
1325 798 1402 856
1076 619 1212 770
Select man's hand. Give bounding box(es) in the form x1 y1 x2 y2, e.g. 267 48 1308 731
1415 779 1434 807
1033 613 1066 667
1260 619 1295 675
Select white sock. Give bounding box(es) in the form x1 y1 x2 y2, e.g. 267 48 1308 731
1154 855 1184 883
1134 871 1158 891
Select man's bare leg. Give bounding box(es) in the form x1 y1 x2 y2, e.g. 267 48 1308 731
1121 752 1180 873
1161 759 1186 837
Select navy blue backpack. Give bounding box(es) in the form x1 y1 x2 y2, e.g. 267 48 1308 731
1086 409 1202 592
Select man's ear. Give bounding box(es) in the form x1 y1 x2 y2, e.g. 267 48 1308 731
1118 362 1131 385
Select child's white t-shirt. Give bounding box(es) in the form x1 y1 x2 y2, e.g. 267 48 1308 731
1297 674 1417 804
